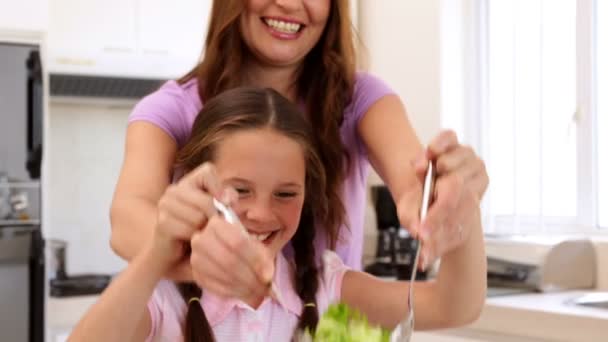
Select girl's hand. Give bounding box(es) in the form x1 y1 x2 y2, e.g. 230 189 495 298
190 213 275 301
150 163 223 271
398 130 489 268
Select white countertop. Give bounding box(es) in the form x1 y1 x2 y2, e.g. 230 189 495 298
47 295 98 339
46 291 608 341
464 291 608 341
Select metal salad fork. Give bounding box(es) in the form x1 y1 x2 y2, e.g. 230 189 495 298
212 198 285 305
393 162 435 342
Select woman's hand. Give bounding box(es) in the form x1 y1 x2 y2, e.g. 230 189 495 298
424 130 488 199
397 130 488 268
149 163 223 271
190 214 275 301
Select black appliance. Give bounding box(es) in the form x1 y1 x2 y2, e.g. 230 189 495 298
0 42 45 342
47 238 111 297
364 185 427 281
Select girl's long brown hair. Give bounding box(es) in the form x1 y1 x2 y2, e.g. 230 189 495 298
175 87 340 341
179 0 356 241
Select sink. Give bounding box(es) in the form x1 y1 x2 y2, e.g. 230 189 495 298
572 292 608 309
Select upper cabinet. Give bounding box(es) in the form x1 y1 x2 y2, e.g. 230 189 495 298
0 0 49 33
49 0 137 56
137 0 210 78
47 0 211 79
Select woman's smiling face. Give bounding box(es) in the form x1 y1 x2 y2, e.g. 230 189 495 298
239 0 331 68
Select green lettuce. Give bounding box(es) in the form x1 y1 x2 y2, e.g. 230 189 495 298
302 303 391 342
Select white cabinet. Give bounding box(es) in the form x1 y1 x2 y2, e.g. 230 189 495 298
48 0 137 58
47 0 211 79
46 296 98 342
137 0 210 78
0 0 49 32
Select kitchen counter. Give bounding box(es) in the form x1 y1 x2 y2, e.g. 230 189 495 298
422 291 608 342
46 291 608 342
477 291 608 340
46 295 98 342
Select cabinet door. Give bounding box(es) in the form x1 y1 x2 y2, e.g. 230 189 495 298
413 330 550 342
48 0 137 74
137 0 211 78
0 0 48 32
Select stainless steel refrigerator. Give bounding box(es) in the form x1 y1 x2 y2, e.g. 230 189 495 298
0 42 45 342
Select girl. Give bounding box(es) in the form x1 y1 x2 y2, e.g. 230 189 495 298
70 87 485 341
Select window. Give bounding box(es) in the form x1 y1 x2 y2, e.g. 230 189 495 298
598 0 608 228
440 0 605 233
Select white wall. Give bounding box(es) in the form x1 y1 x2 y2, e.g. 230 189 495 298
359 0 442 147
46 101 130 274
357 0 443 262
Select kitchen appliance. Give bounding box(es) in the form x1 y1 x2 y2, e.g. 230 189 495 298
0 42 45 342
47 238 111 297
486 236 597 292
0 226 44 342
364 185 428 281
47 239 67 281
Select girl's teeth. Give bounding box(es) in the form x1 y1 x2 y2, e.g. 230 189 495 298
265 19 301 34
252 232 272 241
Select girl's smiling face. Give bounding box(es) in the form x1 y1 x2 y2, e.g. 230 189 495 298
214 127 306 258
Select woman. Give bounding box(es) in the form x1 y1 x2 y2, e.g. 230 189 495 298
110 0 488 304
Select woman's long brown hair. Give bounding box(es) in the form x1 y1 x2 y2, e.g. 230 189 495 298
179 0 356 242
174 87 340 341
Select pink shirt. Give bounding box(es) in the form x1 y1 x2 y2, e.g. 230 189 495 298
145 252 349 341
129 73 396 269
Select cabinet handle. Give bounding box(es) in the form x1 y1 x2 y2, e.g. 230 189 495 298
103 46 134 53
142 49 169 55
55 57 95 66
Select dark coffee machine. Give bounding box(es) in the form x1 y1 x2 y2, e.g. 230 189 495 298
364 185 427 281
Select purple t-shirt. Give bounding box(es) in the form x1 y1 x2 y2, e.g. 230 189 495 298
129 72 396 269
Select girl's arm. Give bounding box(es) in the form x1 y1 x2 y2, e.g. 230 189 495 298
341 206 486 330
68 246 166 342
74 159 226 341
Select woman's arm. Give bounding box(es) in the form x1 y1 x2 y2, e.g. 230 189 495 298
68 247 165 342
358 94 488 237
110 122 193 280
341 205 486 330
357 94 487 324
357 95 423 208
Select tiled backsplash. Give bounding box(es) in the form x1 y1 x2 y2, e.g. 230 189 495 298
47 101 133 275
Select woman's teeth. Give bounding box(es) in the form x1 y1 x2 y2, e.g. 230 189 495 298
264 19 301 34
